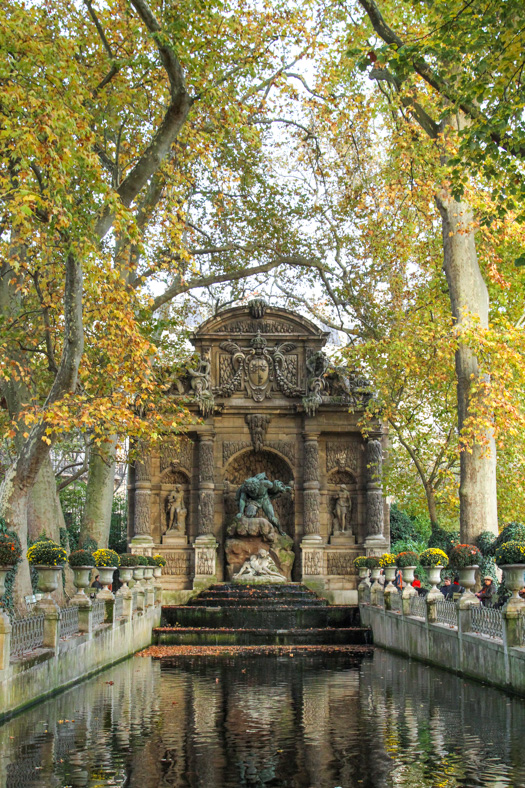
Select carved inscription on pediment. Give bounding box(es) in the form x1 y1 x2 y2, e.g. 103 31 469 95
216 320 295 334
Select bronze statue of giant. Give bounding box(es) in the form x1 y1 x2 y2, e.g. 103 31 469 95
225 471 294 581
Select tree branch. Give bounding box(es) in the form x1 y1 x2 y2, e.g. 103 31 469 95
152 256 321 311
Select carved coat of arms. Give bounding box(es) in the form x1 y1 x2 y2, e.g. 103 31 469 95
215 331 301 402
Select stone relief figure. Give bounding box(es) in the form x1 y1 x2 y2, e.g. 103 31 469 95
233 548 286 581
164 485 187 534
303 350 329 416
332 485 352 534
235 472 292 535
188 349 214 416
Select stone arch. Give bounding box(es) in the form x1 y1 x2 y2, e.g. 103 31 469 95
223 449 295 535
327 468 356 486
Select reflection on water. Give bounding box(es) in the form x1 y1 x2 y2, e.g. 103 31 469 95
1 650 525 787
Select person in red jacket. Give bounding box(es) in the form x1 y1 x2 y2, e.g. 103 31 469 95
412 573 421 589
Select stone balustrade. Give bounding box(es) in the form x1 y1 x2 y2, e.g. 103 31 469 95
0 589 161 722
359 583 525 697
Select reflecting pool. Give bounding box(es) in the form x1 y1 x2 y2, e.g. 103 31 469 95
1 650 525 787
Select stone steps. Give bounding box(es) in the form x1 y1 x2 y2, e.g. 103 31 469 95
154 626 372 646
159 582 368 645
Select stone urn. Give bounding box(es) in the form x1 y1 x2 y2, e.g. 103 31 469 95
500 564 525 611
401 566 417 599
96 566 117 599
384 566 397 594
424 565 444 601
32 564 64 607
118 567 135 590
370 566 382 605
458 565 479 601
143 566 154 584
71 566 94 602
133 566 145 586
153 566 162 579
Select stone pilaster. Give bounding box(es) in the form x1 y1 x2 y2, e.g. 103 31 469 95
132 448 154 547
364 437 388 552
302 432 322 542
196 433 215 538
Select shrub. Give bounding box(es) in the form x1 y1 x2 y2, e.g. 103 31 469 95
145 555 157 566
118 553 138 567
494 541 525 565
134 554 149 566
68 549 94 567
390 505 416 543
354 556 368 569
428 524 459 555
0 533 22 566
153 554 167 567
420 548 449 567
379 553 397 567
27 540 67 566
92 548 120 568
491 522 525 557
449 544 482 568
396 551 419 568
475 531 497 556
364 556 380 569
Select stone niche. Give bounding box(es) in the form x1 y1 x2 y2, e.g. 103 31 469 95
127 299 388 603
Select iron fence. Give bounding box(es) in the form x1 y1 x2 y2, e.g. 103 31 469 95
114 595 123 619
389 592 402 613
92 599 105 627
60 606 79 639
436 598 457 628
10 613 45 658
410 594 427 619
471 605 503 640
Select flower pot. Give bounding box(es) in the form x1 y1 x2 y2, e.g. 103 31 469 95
500 564 525 610
401 566 416 585
458 565 478 593
143 567 154 582
95 566 116 599
133 567 145 589
34 565 63 595
71 566 93 595
423 565 444 600
153 566 162 579
119 567 135 589
370 567 380 583
384 565 397 594
0 566 13 599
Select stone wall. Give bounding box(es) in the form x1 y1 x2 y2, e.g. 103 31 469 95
0 603 161 722
361 597 525 697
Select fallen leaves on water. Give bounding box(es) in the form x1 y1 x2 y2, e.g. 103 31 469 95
136 645 374 660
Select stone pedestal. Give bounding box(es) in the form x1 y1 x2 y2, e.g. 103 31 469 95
162 533 188 546
329 533 356 546
193 535 218 591
225 516 294 580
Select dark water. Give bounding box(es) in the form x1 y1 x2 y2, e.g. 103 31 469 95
2 650 525 788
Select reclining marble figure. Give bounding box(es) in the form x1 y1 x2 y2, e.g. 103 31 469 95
233 548 286 581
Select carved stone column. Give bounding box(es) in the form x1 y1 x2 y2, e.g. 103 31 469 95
194 433 218 588
302 433 322 540
364 438 388 552
196 433 215 537
132 449 154 548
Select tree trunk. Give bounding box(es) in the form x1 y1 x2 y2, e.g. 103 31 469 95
27 455 65 543
80 438 118 549
424 483 440 529
436 190 498 542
